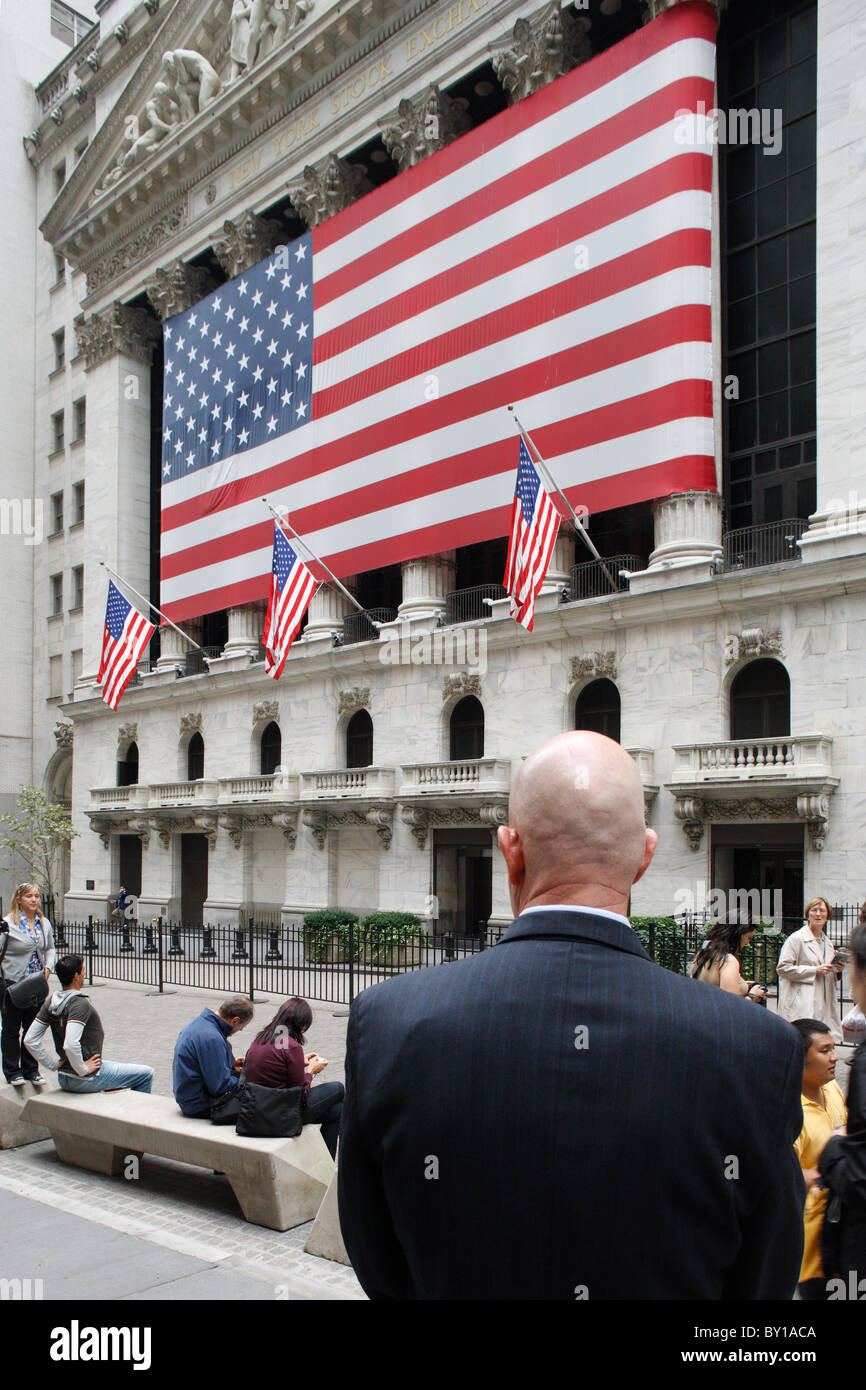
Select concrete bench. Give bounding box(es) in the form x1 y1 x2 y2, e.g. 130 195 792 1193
0 1077 57 1150
21 1090 334 1232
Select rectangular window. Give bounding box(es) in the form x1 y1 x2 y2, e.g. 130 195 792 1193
51 410 64 453
73 397 86 441
50 1 92 48
52 328 65 371
51 492 63 535
71 565 83 610
53 161 66 195
50 574 63 616
54 254 65 285
49 655 63 698
74 140 88 164
73 481 85 525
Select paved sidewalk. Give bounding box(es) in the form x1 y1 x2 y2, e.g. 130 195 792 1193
0 978 363 1300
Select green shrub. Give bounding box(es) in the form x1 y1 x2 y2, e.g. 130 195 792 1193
629 915 784 985
360 911 423 962
303 909 359 962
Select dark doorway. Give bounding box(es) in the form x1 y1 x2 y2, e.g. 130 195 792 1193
433 830 492 936
260 722 281 775
711 826 804 934
730 659 790 738
575 679 621 742
118 835 142 898
346 709 373 769
449 696 484 760
187 732 205 781
117 743 139 786
462 849 492 935
180 835 208 925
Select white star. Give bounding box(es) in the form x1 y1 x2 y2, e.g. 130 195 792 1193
281 312 293 329
297 323 308 339
186 417 195 431
163 427 172 443
266 377 278 394
225 304 235 322
200 321 210 337
186 381 197 397
199 391 209 407
163 461 171 478
211 403 221 420
174 404 184 419
296 283 307 300
281 273 292 290
175 367 185 384
282 350 293 368
224 378 236 394
212 296 222 311
238 279 248 296
212 367 222 383
266 338 278 356
225 341 236 358
252 288 263 307
238 390 249 408
266 300 278 318
174 439 183 454
176 336 185 351
239 316 250 333
186 452 195 468
265 262 277 280
187 344 197 360
296 400 307 417
252 402 264 420
295 242 307 260
213 331 223 347
252 364 264 382
281 389 292 407
296 361 307 379
267 416 278 433
238 353 250 371
165 393 174 410
198 427 207 443
165 325 173 340
187 314 197 329
252 326 264 344
238 427 250 445
223 416 234 432
211 439 220 456
200 356 210 372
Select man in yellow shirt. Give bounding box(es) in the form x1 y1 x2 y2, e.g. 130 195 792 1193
792 1018 847 1300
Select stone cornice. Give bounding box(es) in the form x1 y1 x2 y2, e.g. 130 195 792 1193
74 301 161 369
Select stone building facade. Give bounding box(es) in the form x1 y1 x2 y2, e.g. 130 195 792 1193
9 0 866 933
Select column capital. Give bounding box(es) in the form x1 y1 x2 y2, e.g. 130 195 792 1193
381 87 471 172
287 154 372 229
492 0 592 105
212 210 286 278
74 303 161 371
145 261 218 321
641 0 726 22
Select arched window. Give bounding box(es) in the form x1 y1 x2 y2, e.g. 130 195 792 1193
730 659 790 740
260 722 281 776
187 731 204 781
346 709 373 769
117 742 139 787
575 680 621 743
450 696 484 761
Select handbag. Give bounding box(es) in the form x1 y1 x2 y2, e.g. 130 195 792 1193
5 973 49 1012
235 1080 305 1138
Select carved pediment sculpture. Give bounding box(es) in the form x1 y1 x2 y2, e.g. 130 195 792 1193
723 629 783 665
229 0 314 82
54 722 74 749
179 712 203 735
443 673 481 702
338 687 370 717
570 652 617 683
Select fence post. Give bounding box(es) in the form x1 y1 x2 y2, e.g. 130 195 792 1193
157 916 164 995
348 916 355 1005
86 915 95 986
248 915 255 1003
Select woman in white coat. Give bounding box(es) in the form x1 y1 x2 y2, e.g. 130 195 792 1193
777 896 844 1042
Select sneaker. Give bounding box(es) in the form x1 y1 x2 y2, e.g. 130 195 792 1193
9 1075 26 1088
31 1073 47 1087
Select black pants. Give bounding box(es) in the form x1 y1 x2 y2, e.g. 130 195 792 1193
797 1277 829 1301
1 1000 40 1082
303 1082 344 1158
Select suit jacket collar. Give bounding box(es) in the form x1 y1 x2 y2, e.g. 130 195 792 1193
498 907 650 962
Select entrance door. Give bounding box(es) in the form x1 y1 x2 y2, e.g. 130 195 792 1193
433 830 493 936
118 835 142 898
180 834 209 925
461 850 492 935
711 830 803 933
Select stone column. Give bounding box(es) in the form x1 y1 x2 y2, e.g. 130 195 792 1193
540 530 575 594
397 552 456 624
156 618 202 671
627 492 722 594
223 600 267 659
75 303 161 681
303 583 355 644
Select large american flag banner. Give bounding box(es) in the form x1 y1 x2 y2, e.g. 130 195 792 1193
160 1 715 622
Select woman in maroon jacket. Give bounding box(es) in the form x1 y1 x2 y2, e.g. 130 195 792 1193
243 997 344 1157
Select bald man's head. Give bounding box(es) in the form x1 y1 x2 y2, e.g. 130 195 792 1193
497 732 657 917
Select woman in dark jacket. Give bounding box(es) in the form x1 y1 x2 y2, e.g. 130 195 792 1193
819 916 866 1290
243 997 344 1157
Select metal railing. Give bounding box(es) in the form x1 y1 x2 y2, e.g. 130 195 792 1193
181 645 223 677
342 608 396 645
445 584 506 625
569 554 643 600
723 518 807 571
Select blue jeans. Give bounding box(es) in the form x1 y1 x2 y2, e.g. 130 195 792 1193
58 1060 154 1094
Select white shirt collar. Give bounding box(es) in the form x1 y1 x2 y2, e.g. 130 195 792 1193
519 904 632 929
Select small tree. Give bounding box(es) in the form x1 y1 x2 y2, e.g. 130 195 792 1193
0 786 78 910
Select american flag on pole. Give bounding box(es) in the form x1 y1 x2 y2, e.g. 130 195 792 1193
262 524 320 680
159 2 716 622
503 439 561 632
98 580 156 710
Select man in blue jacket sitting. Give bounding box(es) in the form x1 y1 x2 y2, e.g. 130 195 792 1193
172 996 253 1122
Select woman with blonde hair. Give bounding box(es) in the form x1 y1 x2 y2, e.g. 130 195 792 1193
777 896 843 1042
1 883 56 1087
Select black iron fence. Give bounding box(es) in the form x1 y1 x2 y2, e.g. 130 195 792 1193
723 518 807 571
569 554 644 600
445 584 506 625
342 608 397 645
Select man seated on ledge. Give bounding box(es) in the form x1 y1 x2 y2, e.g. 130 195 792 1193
338 730 806 1300
172 996 253 1122
24 953 154 1094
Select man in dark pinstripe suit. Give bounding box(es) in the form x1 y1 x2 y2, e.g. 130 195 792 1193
338 732 805 1300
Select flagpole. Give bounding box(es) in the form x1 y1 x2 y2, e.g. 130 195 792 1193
262 499 386 630
99 562 205 651
506 405 619 595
